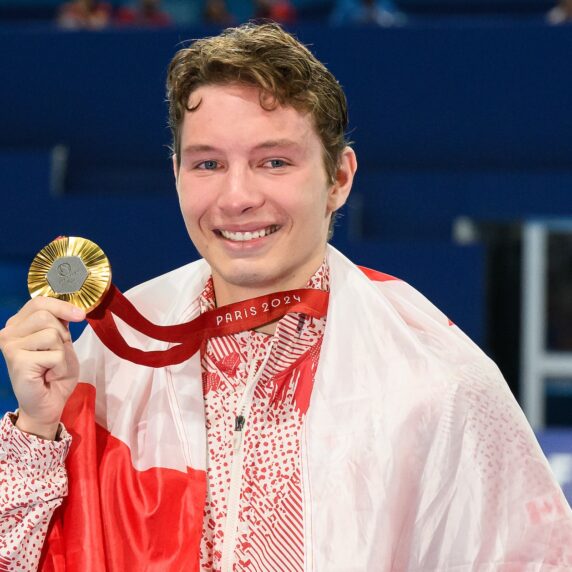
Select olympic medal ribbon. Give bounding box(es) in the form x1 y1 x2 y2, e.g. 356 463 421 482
29 236 330 368
86 285 329 367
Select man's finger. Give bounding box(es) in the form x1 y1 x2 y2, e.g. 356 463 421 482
6 347 66 384
7 296 85 328
7 329 66 354
7 311 71 343
21 348 66 374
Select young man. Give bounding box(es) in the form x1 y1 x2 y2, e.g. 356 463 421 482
1 23 571 572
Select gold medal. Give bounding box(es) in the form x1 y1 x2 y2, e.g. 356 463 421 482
28 236 112 312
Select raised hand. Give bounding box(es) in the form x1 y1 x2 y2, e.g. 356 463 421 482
0 297 86 440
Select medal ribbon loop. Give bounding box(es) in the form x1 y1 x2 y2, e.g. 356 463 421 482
87 284 329 367
29 236 329 368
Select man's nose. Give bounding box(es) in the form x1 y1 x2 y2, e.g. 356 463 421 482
216 165 264 215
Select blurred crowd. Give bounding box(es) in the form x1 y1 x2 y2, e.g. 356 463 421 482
57 0 172 30
546 0 572 23
0 0 567 32
53 0 406 29
57 0 170 28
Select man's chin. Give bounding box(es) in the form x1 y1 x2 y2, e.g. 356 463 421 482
220 271 278 290
211 263 290 296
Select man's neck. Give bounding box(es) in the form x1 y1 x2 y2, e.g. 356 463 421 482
212 258 328 308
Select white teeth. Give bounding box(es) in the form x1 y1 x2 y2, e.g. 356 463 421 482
220 225 279 242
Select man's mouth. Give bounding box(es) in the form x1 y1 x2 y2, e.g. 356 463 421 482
218 225 280 242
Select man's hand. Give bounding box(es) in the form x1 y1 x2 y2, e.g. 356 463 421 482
0 297 86 440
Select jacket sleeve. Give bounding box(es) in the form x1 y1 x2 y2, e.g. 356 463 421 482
0 413 71 571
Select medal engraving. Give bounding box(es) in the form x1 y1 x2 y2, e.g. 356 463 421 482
46 256 89 294
28 236 112 312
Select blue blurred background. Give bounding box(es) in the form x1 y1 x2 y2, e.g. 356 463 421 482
0 0 571 500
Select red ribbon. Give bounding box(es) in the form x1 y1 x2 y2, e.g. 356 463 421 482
86 284 329 368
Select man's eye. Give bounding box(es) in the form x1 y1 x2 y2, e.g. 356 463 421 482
264 159 287 169
197 160 219 170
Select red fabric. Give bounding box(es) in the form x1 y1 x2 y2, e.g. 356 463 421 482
291 338 322 415
269 337 323 415
39 384 207 571
87 285 329 367
35 284 328 569
358 265 399 282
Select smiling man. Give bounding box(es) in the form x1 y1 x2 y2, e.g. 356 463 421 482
1 22 572 572
175 81 354 307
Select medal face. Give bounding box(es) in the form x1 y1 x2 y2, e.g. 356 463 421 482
28 236 112 312
46 256 89 294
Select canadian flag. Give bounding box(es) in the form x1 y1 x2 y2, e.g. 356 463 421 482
34 247 572 570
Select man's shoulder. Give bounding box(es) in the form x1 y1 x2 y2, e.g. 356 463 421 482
329 247 479 371
330 249 452 331
357 265 400 284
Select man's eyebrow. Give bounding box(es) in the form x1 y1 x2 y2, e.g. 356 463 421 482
181 144 221 154
182 139 302 154
182 140 303 154
252 139 302 151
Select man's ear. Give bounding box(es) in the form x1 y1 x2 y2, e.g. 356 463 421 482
327 146 357 213
172 154 179 186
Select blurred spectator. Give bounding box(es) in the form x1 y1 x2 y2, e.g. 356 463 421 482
116 0 172 27
254 0 297 24
57 0 112 29
330 0 405 26
203 0 235 25
546 0 572 24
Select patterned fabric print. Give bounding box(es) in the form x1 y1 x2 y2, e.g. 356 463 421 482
0 414 71 572
199 263 329 572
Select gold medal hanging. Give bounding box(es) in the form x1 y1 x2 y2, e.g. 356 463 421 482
28 236 112 313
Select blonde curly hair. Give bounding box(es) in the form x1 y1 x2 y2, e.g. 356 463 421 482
166 22 350 186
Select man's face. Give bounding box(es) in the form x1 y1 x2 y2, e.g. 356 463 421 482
174 83 354 303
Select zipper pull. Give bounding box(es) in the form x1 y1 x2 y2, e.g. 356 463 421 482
233 415 245 452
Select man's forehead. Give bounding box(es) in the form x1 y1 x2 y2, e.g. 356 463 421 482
187 82 271 106
181 87 314 143
185 83 313 122
181 138 308 156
